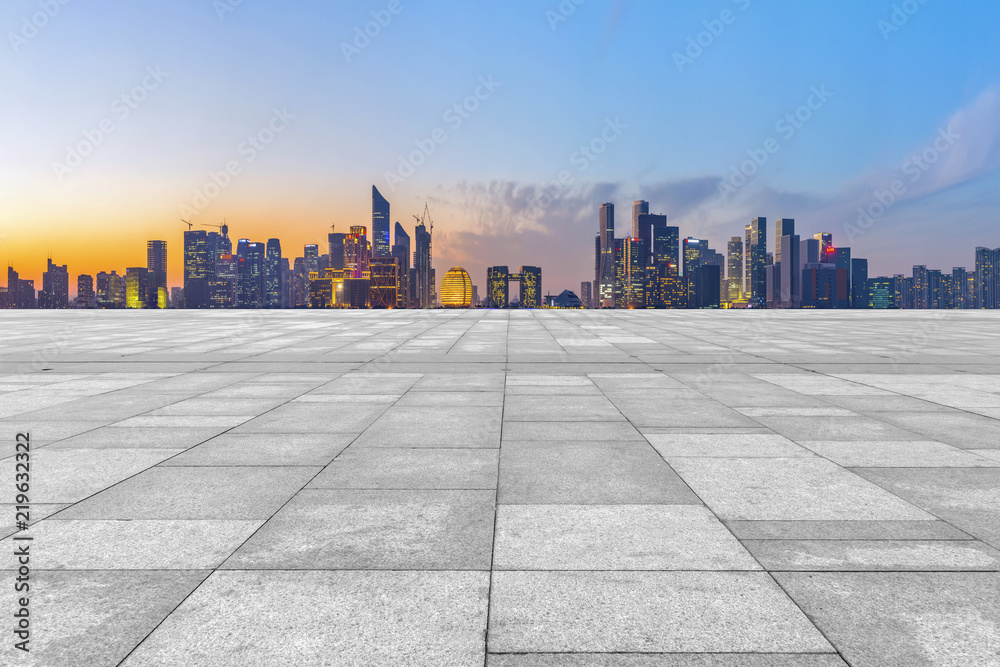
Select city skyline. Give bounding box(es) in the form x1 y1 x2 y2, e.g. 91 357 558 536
2 1 999 292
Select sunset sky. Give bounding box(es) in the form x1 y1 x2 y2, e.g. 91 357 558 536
2 0 999 294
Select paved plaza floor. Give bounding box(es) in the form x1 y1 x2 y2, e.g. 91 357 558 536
1 309 999 667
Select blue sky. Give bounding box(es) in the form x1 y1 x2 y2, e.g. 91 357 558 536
2 0 998 290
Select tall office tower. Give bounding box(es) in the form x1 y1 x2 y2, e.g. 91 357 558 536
146 240 168 306
868 278 896 309
651 224 680 269
778 234 801 308
598 203 615 307
774 219 795 264
967 270 978 308
636 213 668 266
291 257 307 307
594 234 601 300
619 238 646 308
912 265 929 309
237 242 266 308
345 227 370 278
631 200 649 239
744 224 752 297
580 281 593 309
851 258 869 308
279 258 292 308
749 218 767 308
833 247 851 309
487 266 510 308
682 238 707 276
413 223 432 308
519 266 543 309
125 267 149 309
183 231 213 308
371 186 391 259
391 222 411 309
40 258 69 309
369 258 398 309
304 244 320 277
170 287 184 309
328 229 347 270
75 275 95 308
726 237 744 302
264 239 282 308
814 233 833 259
975 247 999 309
210 254 237 308
952 267 969 309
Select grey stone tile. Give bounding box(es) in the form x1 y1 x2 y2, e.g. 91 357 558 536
0 570 208 667
57 466 318 520
487 656 849 667
871 411 1000 449
354 406 502 448
489 571 833 653
224 489 494 569
165 433 355 466
494 505 759 570
745 539 1000 571
851 468 1000 548
0 503 67 538
747 415 922 441
310 448 498 489
113 415 252 428
503 395 625 422
413 372 507 391
798 440 999 467
4 520 261 569
231 402 387 433
311 373 423 394
646 433 813 458
0 420 110 446
120 570 488 667
145 397 286 416
500 440 700 505
0 448 181 503
670 458 934 521
726 520 973 541
775 572 1000 667
396 391 505 406
45 425 226 450
502 421 645 441
614 398 761 428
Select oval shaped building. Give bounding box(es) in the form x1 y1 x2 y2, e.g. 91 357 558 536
440 267 473 308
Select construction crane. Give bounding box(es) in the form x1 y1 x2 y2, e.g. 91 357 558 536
200 221 229 236
181 219 193 231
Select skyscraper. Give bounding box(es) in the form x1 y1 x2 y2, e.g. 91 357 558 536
345 227 370 279
392 222 411 309
183 230 212 309
304 244 320 277
487 266 510 308
913 265 929 309
237 242 265 308
371 186 391 259
518 266 542 309
580 281 593 309
631 200 649 239
265 239 282 308
852 258 869 308
125 267 149 309
146 240 168 306
682 238 707 277
40 258 69 309
76 274 95 308
727 237 744 302
598 203 615 308
749 217 767 308
413 223 432 309
976 247 999 309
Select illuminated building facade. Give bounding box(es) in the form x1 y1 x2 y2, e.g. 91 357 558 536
125 267 148 309
265 239 282 309
346 227 370 279
371 186 391 259
440 267 473 308
369 258 399 309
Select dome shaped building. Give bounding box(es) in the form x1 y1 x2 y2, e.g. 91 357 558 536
440 267 473 308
